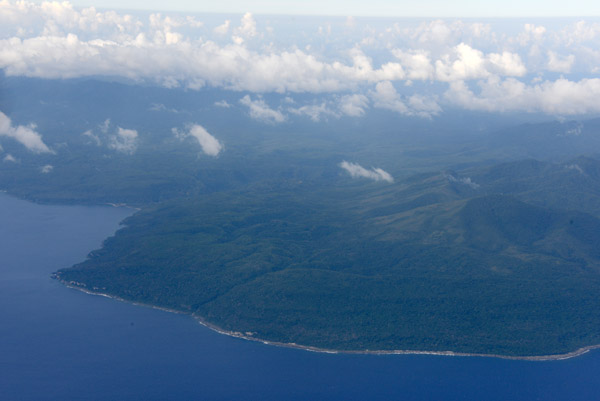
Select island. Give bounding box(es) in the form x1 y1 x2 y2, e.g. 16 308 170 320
54 156 600 358
3 77 600 359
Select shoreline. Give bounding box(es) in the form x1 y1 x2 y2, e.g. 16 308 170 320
57 278 600 362
192 316 600 361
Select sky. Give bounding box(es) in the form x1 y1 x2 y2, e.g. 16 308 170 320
1 0 600 134
45 0 600 18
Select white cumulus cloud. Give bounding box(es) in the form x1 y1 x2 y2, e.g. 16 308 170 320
445 77 600 115
82 129 101 145
214 20 230 35
288 102 338 122
188 124 223 156
3 154 17 162
339 94 369 117
109 127 138 154
435 43 526 82
240 95 286 124
547 51 576 73
392 49 434 81
40 164 53 173
371 81 409 113
172 124 223 156
236 13 257 38
1 2 600 118
370 81 440 117
0 111 52 153
340 161 394 183
214 100 231 108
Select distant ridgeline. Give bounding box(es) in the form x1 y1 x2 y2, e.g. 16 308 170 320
57 156 600 357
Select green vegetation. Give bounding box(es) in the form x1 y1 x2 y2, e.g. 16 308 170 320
5 77 600 357
57 156 600 356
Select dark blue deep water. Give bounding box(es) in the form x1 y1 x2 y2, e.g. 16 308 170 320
2 192 600 401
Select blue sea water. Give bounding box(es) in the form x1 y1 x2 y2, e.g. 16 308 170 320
1 192 600 401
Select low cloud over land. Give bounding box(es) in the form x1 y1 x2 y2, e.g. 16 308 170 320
109 127 138 154
240 95 286 124
173 124 223 156
0 111 52 153
340 161 394 183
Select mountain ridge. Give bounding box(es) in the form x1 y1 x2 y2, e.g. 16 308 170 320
55 156 600 356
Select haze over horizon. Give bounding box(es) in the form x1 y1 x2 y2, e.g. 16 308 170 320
23 0 600 18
